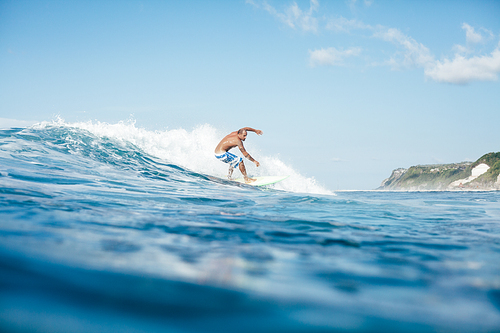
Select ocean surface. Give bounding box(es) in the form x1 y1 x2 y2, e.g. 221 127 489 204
1 120 500 333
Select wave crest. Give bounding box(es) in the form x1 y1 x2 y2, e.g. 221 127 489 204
33 118 332 195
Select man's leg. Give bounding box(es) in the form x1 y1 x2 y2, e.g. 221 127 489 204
228 165 234 180
239 161 255 183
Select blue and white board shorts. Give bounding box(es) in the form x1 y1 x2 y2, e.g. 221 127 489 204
215 151 242 168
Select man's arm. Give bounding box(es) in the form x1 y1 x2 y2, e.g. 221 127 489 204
241 127 263 135
238 143 260 167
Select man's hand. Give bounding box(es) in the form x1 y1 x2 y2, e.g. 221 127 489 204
255 130 263 135
254 160 260 167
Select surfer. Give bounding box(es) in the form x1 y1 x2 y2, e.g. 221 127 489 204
215 127 262 183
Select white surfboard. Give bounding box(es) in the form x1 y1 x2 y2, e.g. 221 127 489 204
233 175 289 187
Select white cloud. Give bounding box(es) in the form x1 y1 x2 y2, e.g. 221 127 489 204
309 47 361 66
452 44 469 55
423 24 500 84
347 0 373 11
326 21 436 69
347 0 357 12
259 0 319 33
462 23 483 44
373 27 434 68
424 46 500 84
325 16 371 33
328 19 500 84
250 2 500 85
453 24 495 56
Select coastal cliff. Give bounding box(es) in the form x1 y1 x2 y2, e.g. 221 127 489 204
378 152 500 191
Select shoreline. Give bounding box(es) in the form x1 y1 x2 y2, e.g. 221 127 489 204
334 189 500 192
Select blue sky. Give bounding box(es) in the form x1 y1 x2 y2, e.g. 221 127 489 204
1 0 499 190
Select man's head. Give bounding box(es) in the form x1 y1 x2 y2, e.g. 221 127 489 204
237 128 247 141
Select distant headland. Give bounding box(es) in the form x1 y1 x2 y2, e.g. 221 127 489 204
378 152 500 191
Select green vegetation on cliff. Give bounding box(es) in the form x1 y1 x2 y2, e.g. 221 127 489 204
472 152 500 169
469 153 500 187
379 152 500 191
379 163 471 190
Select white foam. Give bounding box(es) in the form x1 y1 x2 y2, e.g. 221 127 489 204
33 118 333 195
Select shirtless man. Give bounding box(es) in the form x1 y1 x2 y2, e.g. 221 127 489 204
214 127 262 183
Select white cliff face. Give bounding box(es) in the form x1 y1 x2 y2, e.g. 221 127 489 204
471 163 490 177
449 163 490 188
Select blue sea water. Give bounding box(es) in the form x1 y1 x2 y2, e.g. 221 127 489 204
1 121 500 332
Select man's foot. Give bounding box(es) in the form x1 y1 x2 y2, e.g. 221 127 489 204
244 177 256 184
